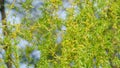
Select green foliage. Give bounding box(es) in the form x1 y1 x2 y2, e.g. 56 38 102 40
0 0 120 68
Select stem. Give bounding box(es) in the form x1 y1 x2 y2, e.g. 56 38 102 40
0 0 12 68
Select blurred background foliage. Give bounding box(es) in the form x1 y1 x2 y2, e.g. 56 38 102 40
0 0 120 68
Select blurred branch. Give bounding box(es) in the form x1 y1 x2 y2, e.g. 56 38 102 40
0 0 13 68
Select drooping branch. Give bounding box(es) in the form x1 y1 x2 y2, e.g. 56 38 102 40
0 0 12 68
0 0 8 35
